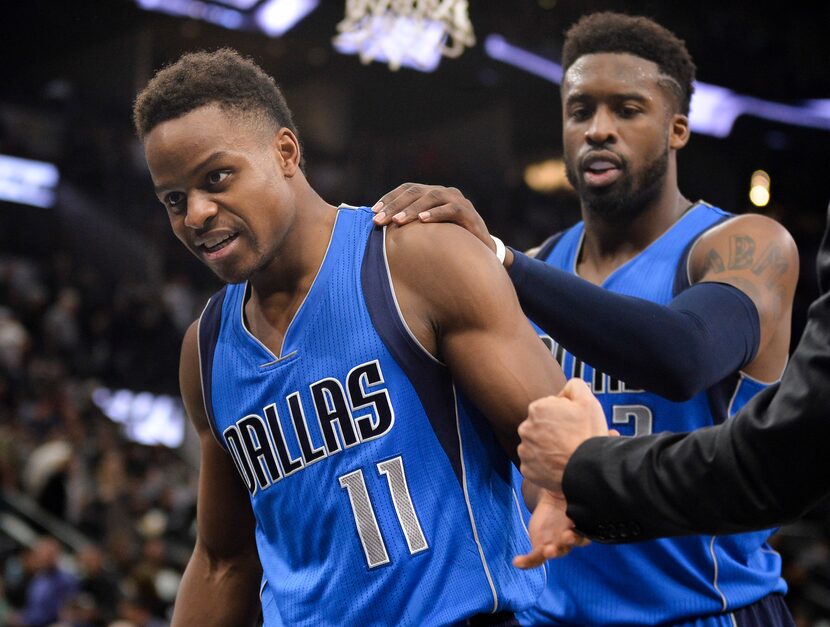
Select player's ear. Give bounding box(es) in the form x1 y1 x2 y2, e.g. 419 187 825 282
669 113 690 150
273 127 300 177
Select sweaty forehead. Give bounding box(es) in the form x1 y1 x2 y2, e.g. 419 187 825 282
562 52 662 97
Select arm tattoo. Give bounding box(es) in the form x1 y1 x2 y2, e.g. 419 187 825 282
701 249 726 274
700 234 790 323
752 244 790 288
728 235 756 270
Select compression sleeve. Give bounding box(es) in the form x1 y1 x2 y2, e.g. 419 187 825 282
507 249 761 401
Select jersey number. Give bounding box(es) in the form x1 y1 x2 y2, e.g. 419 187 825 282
612 404 653 436
339 456 428 568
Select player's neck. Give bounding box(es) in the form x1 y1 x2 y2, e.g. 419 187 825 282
250 187 338 303
242 189 338 355
578 189 692 283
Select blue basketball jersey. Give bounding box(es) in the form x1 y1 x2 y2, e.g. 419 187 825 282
519 202 787 626
197 206 545 626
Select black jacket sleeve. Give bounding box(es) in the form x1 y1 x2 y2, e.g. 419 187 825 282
562 203 830 542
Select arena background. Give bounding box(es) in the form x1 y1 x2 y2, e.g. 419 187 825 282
1 1 829 624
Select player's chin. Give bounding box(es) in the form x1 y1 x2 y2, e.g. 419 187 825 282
203 258 254 285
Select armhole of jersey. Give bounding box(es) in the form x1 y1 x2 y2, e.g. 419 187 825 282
706 371 741 425
672 214 735 297
360 225 466 485
197 285 230 451
373 225 443 365
532 230 566 262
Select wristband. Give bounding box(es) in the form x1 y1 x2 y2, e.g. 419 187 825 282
491 235 506 264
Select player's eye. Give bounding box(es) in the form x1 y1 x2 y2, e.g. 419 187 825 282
207 170 231 186
569 107 591 121
164 192 186 213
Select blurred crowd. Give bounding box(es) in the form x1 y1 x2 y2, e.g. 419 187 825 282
0 249 203 626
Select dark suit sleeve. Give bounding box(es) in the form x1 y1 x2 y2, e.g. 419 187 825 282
562 204 830 542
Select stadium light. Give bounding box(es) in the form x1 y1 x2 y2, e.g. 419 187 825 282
135 0 318 37
92 387 186 448
0 154 59 209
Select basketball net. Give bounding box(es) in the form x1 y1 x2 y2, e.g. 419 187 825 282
334 0 475 71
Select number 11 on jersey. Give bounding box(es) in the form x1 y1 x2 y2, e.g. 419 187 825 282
339 455 429 568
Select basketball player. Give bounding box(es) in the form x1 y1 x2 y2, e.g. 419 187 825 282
132 49 568 625
371 12 799 627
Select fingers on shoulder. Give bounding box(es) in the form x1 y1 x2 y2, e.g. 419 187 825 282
375 182 420 208
376 183 469 222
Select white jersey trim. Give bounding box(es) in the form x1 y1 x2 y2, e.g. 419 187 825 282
380 225 443 365
240 207 344 363
453 383 499 612
735 368 783 387
709 535 729 612
727 372 780 419
512 488 547 589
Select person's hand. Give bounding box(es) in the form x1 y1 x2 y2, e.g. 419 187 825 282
513 488 590 569
371 182 495 251
518 378 617 496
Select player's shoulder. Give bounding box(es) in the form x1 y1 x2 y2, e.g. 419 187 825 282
697 211 797 250
689 210 799 283
383 222 507 308
384 221 493 265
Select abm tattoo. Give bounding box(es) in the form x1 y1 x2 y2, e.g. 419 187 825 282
752 244 790 288
728 235 756 270
701 249 726 274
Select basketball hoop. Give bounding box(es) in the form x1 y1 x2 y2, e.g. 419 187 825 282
333 0 475 71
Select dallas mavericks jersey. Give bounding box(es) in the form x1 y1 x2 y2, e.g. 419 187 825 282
197 206 544 626
520 202 786 626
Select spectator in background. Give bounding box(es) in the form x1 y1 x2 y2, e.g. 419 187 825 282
8 536 78 627
22 440 73 519
43 288 82 361
115 594 168 627
0 307 30 375
75 544 119 625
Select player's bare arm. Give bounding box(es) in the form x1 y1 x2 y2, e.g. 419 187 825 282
383 221 566 456
690 213 799 382
171 322 263 627
384 222 571 567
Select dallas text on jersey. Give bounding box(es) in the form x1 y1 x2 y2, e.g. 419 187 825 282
222 359 395 494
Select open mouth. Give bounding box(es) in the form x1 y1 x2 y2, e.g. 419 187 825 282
583 162 621 186
200 232 239 254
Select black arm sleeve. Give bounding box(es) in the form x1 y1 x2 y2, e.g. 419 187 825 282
561 203 830 541
507 250 761 401
563 286 830 540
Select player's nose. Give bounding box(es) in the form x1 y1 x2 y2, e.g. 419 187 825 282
184 192 219 229
584 108 617 145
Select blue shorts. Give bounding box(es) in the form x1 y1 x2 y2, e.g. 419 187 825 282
671 594 794 627
521 594 794 626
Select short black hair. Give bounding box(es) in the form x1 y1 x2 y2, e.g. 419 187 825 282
133 48 299 141
562 12 696 115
